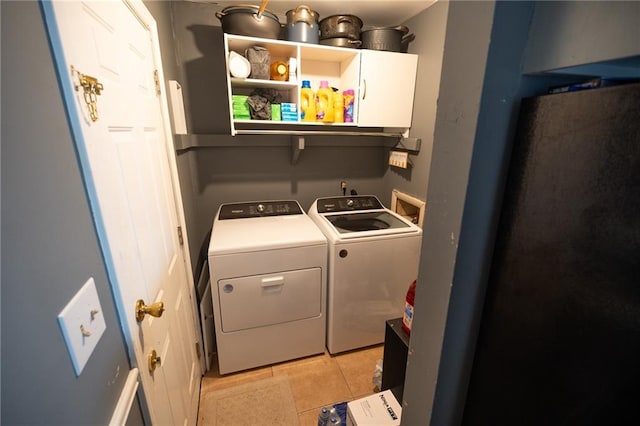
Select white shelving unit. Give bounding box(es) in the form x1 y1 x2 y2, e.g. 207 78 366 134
222 34 419 136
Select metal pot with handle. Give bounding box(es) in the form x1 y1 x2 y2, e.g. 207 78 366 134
361 25 414 52
319 38 362 49
215 3 282 40
285 5 320 44
319 14 363 41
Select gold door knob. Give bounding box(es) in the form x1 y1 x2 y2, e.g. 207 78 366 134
148 349 161 373
135 299 165 322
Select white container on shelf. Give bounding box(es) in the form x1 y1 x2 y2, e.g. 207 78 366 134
228 51 250 78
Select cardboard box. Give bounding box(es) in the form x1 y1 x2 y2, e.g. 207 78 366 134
271 104 281 121
347 390 401 426
281 112 298 122
281 102 297 112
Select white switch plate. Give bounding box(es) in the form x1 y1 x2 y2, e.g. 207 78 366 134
389 150 409 169
57 277 107 376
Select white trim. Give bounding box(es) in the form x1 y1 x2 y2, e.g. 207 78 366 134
109 368 139 426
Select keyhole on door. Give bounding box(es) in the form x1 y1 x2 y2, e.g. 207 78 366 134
339 249 348 258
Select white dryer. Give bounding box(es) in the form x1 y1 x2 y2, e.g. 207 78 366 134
208 200 327 374
308 196 422 354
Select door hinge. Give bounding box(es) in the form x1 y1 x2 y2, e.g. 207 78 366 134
177 226 184 246
196 342 201 359
153 70 161 96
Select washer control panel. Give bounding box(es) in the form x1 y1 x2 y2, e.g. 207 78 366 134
219 200 303 219
316 196 384 213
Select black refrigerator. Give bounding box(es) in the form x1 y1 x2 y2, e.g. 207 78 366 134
462 83 640 425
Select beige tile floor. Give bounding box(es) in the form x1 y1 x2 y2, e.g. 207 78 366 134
199 344 383 425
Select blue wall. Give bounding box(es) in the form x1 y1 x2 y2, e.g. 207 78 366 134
1 2 142 424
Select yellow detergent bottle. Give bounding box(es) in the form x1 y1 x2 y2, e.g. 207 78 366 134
333 89 344 123
300 80 316 122
315 80 334 123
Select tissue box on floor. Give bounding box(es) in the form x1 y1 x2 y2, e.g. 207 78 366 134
347 390 401 426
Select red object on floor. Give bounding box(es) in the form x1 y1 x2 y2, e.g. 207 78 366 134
402 280 416 335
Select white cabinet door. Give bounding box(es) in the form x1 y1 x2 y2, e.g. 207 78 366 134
358 50 418 128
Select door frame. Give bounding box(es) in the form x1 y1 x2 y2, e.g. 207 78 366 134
41 0 202 420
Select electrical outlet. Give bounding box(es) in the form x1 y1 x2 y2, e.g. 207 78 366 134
57 277 107 376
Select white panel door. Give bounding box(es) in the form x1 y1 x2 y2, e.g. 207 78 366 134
45 1 200 424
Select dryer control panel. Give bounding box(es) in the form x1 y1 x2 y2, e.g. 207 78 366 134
219 200 303 219
316 196 384 213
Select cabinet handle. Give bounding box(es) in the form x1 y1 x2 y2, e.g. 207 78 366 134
362 79 367 100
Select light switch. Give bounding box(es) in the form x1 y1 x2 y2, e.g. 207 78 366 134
57 277 107 376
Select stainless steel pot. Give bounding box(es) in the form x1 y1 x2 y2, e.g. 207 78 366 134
319 14 363 40
215 5 282 40
285 5 320 44
361 25 414 52
319 37 362 49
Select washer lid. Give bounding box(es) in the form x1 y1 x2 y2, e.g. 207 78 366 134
326 211 409 232
322 210 419 239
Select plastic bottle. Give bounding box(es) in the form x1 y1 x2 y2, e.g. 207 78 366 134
270 60 289 81
333 89 344 123
402 280 417 335
328 415 341 425
300 80 316 122
329 406 339 420
343 89 355 123
317 406 331 426
315 80 334 122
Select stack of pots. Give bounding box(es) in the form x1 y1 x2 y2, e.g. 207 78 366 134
285 5 320 44
318 15 363 49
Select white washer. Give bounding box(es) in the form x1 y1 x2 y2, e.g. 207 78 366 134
208 200 327 374
308 196 422 354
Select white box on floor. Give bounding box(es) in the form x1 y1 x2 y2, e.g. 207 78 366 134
347 390 402 426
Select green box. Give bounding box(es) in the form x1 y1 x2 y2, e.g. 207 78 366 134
271 104 282 121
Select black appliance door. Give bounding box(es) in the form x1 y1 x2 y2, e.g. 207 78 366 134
463 83 640 425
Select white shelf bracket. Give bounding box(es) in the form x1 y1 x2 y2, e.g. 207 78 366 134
292 136 305 164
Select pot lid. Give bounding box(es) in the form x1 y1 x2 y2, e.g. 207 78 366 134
285 5 320 26
220 4 280 21
319 14 364 27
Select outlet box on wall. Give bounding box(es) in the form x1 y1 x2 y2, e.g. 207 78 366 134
391 189 426 228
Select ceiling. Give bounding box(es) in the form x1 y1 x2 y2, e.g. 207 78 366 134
187 0 438 28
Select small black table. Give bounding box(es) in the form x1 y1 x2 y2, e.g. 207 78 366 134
381 318 410 403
